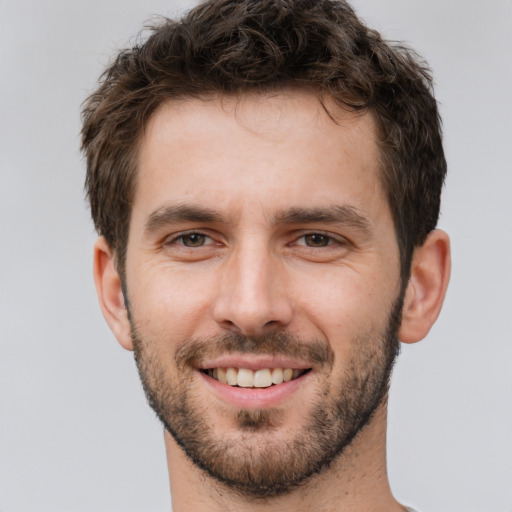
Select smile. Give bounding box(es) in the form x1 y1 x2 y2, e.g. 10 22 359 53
202 367 311 388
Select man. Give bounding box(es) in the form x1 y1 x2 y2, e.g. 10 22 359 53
81 0 450 510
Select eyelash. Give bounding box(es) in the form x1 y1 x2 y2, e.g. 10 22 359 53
292 232 347 248
165 231 215 247
165 230 347 249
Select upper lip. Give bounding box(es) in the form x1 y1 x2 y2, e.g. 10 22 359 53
198 354 314 371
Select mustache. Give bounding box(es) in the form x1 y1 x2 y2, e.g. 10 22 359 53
174 332 334 370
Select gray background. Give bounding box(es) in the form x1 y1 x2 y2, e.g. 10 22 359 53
1 0 511 510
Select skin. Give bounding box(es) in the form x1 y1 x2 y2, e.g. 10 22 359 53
94 90 451 511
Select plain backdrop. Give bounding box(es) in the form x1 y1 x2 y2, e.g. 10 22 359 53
1 0 511 511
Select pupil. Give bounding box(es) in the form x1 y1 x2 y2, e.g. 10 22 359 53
184 234 205 247
306 234 329 247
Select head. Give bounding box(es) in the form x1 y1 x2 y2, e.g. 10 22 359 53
84 0 450 501
82 0 446 286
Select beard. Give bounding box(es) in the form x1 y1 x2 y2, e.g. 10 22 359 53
130 295 403 499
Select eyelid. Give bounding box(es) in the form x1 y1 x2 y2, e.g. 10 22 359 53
291 230 349 247
162 229 349 248
164 230 217 246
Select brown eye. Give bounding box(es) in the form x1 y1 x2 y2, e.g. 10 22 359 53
180 233 207 247
304 234 331 247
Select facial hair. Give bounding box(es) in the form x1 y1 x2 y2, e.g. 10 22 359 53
130 295 402 499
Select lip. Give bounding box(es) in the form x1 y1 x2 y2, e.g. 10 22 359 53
199 354 313 372
199 369 312 409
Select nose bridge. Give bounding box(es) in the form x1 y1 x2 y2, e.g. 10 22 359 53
213 236 292 335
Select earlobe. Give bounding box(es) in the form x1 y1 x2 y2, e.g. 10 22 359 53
93 237 134 351
399 230 451 344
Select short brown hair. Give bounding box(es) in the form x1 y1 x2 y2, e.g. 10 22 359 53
82 0 446 282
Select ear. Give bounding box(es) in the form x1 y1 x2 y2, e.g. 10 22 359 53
399 229 451 344
93 237 133 351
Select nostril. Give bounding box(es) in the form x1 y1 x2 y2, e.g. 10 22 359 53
213 291 293 336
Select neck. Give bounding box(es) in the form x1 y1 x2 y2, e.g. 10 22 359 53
164 400 404 512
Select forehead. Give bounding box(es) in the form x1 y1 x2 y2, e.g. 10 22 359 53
142 90 379 157
134 90 386 222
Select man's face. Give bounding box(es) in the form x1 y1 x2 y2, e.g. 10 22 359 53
124 91 403 497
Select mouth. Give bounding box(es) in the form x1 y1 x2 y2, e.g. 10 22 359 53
201 367 312 388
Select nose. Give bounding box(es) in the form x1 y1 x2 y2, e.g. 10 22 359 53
213 242 293 337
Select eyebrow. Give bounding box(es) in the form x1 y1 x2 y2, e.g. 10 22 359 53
144 205 230 233
272 205 373 234
144 203 373 235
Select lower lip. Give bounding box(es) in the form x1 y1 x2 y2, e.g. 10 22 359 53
199 371 311 409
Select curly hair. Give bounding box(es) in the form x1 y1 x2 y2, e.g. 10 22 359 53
81 0 446 283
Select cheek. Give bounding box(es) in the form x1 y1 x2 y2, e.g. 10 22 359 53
127 262 216 341
293 266 396 340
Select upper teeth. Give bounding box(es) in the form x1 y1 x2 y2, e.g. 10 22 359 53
206 367 304 388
